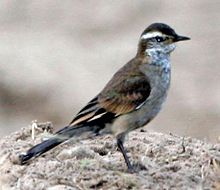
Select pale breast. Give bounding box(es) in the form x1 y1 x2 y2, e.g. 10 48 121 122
134 54 171 127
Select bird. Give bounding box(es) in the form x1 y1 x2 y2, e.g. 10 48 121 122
19 23 190 172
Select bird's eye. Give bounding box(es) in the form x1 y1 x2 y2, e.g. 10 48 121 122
155 36 165 42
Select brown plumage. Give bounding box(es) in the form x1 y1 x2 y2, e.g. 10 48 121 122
69 57 151 126
99 58 151 115
19 23 190 172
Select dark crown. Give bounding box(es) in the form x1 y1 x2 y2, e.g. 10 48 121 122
137 23 190 57
141 23 178 38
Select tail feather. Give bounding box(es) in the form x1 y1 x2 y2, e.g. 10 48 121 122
19 124 98 164
19 137 63 164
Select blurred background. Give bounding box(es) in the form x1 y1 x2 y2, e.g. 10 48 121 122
0 0 220 143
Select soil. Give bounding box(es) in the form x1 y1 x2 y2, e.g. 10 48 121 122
0 122 220 190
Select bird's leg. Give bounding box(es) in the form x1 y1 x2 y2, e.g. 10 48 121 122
116 134 134 172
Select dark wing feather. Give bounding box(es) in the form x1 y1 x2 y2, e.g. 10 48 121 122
69 58 151 127
99 76 151 115
69 76 150 128
69 96 113 126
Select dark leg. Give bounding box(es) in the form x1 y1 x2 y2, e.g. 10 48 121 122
116 135 133 172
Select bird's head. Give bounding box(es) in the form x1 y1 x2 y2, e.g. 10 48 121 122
137 23 190 56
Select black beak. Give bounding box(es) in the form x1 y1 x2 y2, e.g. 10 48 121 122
174 35 190 42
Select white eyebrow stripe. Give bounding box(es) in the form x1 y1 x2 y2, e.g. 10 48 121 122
141 31 165 39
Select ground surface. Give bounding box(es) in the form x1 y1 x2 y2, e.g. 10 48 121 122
0 122 220 190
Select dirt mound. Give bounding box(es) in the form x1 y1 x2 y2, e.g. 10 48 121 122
0 122 220 190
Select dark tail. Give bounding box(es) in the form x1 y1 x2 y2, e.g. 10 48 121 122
19 124 98 164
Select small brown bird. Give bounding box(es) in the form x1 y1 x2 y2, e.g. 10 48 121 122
19 23 190 172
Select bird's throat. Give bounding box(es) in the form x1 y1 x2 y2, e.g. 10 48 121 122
146 48 170 67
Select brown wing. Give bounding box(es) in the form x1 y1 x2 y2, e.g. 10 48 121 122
99 76 151 115
69 57 151 126
69 75 150 127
